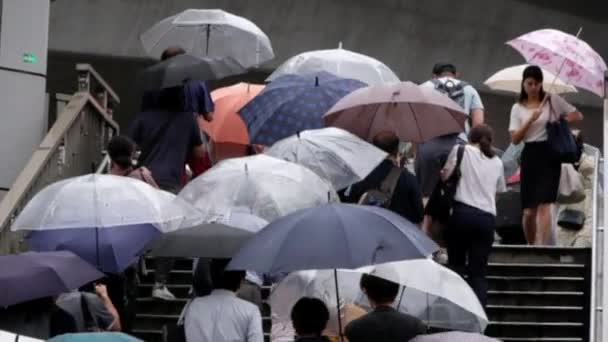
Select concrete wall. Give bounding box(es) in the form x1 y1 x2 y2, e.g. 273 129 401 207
46 0 608 148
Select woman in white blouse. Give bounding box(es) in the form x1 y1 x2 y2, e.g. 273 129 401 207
508 65 583 245
441 124 506 308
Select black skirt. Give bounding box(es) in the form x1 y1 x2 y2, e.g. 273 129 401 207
520 141 561 209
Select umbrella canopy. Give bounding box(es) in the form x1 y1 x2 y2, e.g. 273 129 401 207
11 174 201 232
265 127 387 190
507 28 607 96
146 211 266 258
228 203 438 273
200 83 265 162
410 331 500 342
49 332 144 342
239 72 366 145
0 251 103 307
179 154 339 222
324 81 468 143
140 9 274 68
138 54 245 91
267 43 399 85
269 259 488 335
485 64 577 94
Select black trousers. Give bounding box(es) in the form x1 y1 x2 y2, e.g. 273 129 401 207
445 202 495 308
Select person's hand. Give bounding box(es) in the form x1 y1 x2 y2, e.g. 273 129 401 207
95 284 109 299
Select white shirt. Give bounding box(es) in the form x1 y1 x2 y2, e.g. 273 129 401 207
184 289 264 342
443 145 506 215
508 94 576 143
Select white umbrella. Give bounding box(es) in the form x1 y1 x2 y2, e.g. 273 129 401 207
140 9 274 68
11 174 201 233
178 154 339 222
267 43 399 85
265 127 388 190
270 259 488 335
484 64 577 94
410 331 500 342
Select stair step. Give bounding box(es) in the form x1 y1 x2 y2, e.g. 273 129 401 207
136 298 188 315
490 245 591 265
139 284 191 298
486 305 584 323
487 291 585 307
141 269 193 285
145 257 193 271
131 329 163 342
487 276 585 292
486 321 584 339
487 263 586 278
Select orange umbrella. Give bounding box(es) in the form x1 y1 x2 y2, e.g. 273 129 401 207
200 83 265 162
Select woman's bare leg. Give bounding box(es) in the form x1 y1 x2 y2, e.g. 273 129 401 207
522 208 537 245
535 203 553 245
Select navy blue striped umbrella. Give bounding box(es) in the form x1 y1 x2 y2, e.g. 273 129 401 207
239 72 366 145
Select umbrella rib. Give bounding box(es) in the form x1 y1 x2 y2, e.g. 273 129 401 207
148 26 177 55
407 103 424 142
365 103 384 140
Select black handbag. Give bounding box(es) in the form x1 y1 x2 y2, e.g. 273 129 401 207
424 145 465 223
558 209 585 230
546 97 578 164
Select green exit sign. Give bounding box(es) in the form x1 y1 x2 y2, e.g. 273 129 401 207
23 53 38 64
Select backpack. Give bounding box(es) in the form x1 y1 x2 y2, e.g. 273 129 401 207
357 166 401 208
431 78 468 110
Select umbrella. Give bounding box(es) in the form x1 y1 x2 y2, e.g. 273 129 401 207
200 83 265 162
324 81 468 143
0 330 44 342
269 259 488 335
228 203 438 274
267 43 399 85
48 332 143 342
410 331 500 342
239 72 366 145
11 174 202 273
178 154 339 222
140 9 274 68
265 127 388 190
138 54 245 91
0 251 103 307
506 28 607 96
484 64 577 94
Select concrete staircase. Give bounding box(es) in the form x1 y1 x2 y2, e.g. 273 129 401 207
131 246 592 342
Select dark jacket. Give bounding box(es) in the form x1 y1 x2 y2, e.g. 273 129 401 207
344 306 426 342
344 160 424 224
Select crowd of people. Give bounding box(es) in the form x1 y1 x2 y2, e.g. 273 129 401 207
0 43 587 342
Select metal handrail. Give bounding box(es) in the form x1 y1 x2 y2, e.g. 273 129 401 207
586 144 601 342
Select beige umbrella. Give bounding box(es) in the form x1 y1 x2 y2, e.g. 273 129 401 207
484 64 577 94
323 81 467 143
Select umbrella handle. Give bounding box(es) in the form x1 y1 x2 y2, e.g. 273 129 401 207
334 269 344 342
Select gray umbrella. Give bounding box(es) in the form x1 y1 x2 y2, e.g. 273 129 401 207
139 54 245 91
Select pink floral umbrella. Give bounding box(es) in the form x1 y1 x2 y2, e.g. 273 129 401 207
507 28 607 97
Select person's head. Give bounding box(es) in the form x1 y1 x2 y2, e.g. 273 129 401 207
360 274 399 306
210 258 245 292
469 124 496 158
161 46 186 61
107 136 136 172
432 63 458 78
519 65 546 103
372 131 400 157
290 297 330 337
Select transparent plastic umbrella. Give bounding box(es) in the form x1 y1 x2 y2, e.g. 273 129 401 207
140 9 274 68
265 127 387 190
178 154 338 222
270 259 488 335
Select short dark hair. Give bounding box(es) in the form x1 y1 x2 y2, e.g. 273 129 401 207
161 46 186 61
360 273 399 304
432 63 457 76
107 136 136 169
210 259 245 292
291 297 330 336
372 131 400 155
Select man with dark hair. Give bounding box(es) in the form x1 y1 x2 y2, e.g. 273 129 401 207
345 274 425 342
344 131 424 224
291 297 331 341
161 46 186 61
184 259 263 342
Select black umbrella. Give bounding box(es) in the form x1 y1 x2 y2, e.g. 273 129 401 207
139 54 246 91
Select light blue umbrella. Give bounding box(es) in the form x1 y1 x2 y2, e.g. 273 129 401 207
239 72 366 145
49 332 143 342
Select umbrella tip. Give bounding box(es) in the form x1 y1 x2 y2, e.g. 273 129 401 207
315 76 319 87
338 41 343 49
297 131 301 138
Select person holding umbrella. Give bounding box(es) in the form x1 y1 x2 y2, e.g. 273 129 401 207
508 65 583 245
